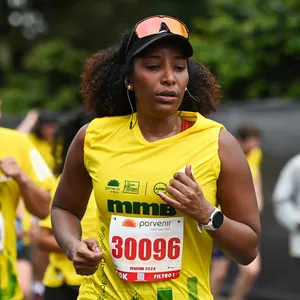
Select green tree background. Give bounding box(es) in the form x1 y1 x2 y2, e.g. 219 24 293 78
1 0 300 115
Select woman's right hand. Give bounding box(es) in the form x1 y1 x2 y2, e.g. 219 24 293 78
68 238 104 275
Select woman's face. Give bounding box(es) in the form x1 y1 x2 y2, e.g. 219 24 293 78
131 40 189 119
41 122 57 142
239 137 261 154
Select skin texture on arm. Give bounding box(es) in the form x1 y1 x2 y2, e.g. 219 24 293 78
51 125 91 252
16 109 40 133
211 130 261 264
51 125 103 275
159 129 261 265
0 157 50 219
38 227 62 252
254 176 263 213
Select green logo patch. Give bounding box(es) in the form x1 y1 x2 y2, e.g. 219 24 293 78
123 181 140 194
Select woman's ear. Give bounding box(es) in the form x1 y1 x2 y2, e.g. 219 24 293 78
125 78 133 91
125 78 131 86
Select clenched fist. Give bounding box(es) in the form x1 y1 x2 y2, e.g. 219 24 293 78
68 238 104 276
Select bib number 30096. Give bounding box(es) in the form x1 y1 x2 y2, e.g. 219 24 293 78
111 236 180 261
109 216 184 282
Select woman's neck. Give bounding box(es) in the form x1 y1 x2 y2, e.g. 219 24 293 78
137 112 182 142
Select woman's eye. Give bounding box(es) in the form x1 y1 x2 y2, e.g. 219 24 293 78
175 66 185 71
146 65 159 70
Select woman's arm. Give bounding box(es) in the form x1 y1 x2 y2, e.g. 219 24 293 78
254 175 264 213
51 125 103 275
51 125 91 256
158 129 261 266
0 157 51 219
16 109 40 133
209 129 261 264
38 227 62 252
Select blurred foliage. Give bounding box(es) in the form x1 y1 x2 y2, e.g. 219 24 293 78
1 0 300 114
1 0 209 115
190 0 300 100
1 40 87 114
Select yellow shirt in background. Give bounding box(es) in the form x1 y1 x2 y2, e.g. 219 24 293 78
28 133 55 171
19 133 56 246
0 127 55 300
79 112 224 300
40 177 98 287
246 147 263 182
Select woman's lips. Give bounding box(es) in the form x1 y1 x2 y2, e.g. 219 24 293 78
155 94 177 102
155 91 178 102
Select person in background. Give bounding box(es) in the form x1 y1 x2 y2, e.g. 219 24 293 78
38 107 97 300
14 199 36 299
210 124 263 300
51 15 261 300
17 109 57 171
16 109 58 299
273 152 300 261
237 125 263 212
0 99 55 300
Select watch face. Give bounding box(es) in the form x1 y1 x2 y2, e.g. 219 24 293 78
212 211 224 228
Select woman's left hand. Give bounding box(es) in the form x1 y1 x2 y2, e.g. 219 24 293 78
158 164 214 224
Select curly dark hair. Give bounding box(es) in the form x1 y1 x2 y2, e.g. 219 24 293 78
52 107 95 176
81 30 222 118
32 110 58 139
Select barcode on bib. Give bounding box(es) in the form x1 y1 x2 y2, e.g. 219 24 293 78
137 273 145 281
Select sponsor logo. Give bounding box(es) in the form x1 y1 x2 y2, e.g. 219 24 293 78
107 200 176 216
138 220 171 228
153 182 167 195
105 179 120 193
122 218 137 228
123 180 140 194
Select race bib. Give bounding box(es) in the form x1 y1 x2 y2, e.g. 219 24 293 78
0 212 5 253
109 215 184 282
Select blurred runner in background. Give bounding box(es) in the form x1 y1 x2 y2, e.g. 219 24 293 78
38 107 97 300
273 151 300 261
17 109 57 171
210 124 263 300
16 109 57 299
0 99 55 300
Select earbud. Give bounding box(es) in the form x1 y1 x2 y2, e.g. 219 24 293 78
127 84 133 91
185 87 187 91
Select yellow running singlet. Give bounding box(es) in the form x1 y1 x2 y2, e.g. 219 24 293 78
79 112 224 300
